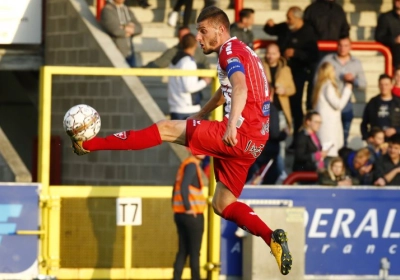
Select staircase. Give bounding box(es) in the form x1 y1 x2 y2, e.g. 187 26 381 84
89 0 393 149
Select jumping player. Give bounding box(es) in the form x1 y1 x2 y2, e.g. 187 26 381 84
72 6 292 275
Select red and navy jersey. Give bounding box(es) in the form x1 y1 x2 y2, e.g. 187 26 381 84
218 37 270 139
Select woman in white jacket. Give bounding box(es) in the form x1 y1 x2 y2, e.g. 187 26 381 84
312 62 353 158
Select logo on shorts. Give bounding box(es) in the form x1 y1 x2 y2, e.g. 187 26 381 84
262 101 270 116
244 140 264 158
261 121 269 135
113 131 127 140
192 120 201 126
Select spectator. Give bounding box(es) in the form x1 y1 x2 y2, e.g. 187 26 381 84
304 0 350 41
100 0 142 67
145 27 210 70
374 134 400 186
168 34 211 120
367 127 387 164
230 8 255 49
375 0 400 68
317 37 367 146
361 74 400 141
318 157 359 186
339 147 374 185
393 67 400 97
312 62 352 159
172 152 206 280
168 0 194 28
293 110 327 172
263 6 319 149
136 0 150 8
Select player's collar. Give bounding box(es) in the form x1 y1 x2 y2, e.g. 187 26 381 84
219 37 238 54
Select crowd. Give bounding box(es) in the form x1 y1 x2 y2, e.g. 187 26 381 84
98 0 400 187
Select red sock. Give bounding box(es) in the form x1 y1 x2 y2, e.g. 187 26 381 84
222 201 273 246
83 124 162 151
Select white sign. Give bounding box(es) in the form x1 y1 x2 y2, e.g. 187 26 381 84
116 198 142 226
0 0 42 44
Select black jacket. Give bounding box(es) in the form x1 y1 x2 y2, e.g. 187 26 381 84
304 0 350 40
293 129 320 172
373 154 400 186
375 10 400 67
360 95 400 140
263 22 319 70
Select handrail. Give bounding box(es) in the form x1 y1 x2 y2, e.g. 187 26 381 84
253 39 393 76
283 171 318 185
234 0 243 23
96 0 105 21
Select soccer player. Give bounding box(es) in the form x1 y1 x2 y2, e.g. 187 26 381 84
72 6 292 275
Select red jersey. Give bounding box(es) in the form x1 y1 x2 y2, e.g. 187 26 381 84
393 86 400 98
217 37 270 139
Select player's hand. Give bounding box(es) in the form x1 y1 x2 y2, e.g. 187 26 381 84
222 124 238 147
266 19 274 27
284 48 295 59
374 177 386 186
343 73 355 83
384 127 397 137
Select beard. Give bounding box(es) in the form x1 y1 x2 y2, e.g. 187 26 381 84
203 33 218 54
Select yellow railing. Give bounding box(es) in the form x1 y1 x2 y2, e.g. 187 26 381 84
38 66 222 279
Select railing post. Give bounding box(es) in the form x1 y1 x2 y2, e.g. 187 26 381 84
234 0 243 23
96 0 105 21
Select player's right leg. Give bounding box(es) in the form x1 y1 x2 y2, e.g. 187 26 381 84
71 119 187 155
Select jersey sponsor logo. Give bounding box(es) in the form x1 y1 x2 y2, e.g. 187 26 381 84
227 57 240 64
244 140 264 158
114 131 127 140
226 42 232 55
192 120 201 126
262 101 270 116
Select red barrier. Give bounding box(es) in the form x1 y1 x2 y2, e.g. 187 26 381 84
234 0 243 23
283 171 318 185
253 39 393 76
96 0 105 21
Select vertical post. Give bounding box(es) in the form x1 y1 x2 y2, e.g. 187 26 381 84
234 0 243 23
48 196 61 276
124 226 133 277
96 0 105 21
208 77 222 280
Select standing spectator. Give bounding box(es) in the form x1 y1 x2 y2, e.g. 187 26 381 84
100 0 142 67
374 134 400 186
367 127 387 164
168 0 194 28
230 8 255 49
361 74 400 141
293 111 327 172
168 34 211 120
303 0 350 41
317 37 367 146
312 62 352 159
375 0 400 68
318 157 359 186
172 152 206 280
145 27 210 70
393 67 400 97
263 6 319 149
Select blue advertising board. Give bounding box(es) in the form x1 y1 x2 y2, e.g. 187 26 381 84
0 183 40 278
220 186 400 277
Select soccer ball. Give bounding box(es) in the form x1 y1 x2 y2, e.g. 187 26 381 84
63 104 101 141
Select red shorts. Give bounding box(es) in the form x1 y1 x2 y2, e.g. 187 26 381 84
186 118 268 197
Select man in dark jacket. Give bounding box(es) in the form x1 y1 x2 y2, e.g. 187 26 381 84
304 0 350 41
361 74 400 140
375 0 400 68
230 8 255 49
263 6 319 148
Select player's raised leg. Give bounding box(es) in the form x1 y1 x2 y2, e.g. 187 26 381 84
71 119 187 155
213 182 292 275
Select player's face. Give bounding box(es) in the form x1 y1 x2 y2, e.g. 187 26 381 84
196 20 221 54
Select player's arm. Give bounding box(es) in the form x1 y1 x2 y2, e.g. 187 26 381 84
189 87 225 120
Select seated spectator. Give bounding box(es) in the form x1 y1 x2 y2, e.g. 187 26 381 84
317 37 367 147
367 127 387 164
375 0 400 68
312 62 352 159
361 74 400 141
168 34 211 120
318 157 359 186
263 6 319 149
145 27 210 70
339 147 374 185
303 0 350 41
393 67 400 97
168 0 194 28
230 8 255 49
293 111 327 172
374 134 400 186
100 0 142 67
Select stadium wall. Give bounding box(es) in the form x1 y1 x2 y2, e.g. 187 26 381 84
44 0 187 185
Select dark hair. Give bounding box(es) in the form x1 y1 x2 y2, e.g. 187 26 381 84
389 134 400 145
239 8 254 21
181 33 197 49
379 73 392 82
369 126 384 138
197 6 230 30
338 36 351 43
302 110 320 129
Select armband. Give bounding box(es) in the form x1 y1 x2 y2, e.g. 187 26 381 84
226 61 245 79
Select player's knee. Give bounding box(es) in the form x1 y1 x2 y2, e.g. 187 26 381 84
211 197 224 216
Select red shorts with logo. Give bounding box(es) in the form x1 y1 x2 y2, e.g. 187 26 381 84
186 118 268 197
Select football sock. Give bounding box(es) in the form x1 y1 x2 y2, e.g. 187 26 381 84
82 124 162 151
222 201 273 246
